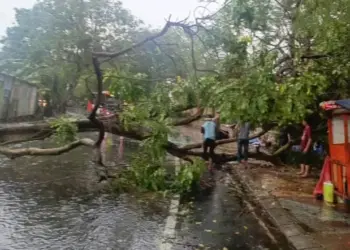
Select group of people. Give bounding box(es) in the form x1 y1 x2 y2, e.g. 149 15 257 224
279 119 314 178
201 112 317 178
201 112 251 171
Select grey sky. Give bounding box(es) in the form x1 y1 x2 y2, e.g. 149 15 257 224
0 0 37 37
0 0 219 38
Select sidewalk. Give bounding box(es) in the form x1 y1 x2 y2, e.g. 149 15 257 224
179 120 350 249
230 163 350 250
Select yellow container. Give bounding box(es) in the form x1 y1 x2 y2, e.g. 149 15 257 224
323 181 334 204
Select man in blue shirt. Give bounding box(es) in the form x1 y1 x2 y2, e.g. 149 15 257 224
201 115 217 171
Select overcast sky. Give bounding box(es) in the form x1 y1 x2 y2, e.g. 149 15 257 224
0 0 219 38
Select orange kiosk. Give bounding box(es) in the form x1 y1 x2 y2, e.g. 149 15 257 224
319 100 350 203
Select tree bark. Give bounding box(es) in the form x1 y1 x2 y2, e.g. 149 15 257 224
0 138 94 159
89 57 105 165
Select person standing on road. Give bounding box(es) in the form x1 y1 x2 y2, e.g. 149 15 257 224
237 121 250 163
201 115 217 172
298 119 312 178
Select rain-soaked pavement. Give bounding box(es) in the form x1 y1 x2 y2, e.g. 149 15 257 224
0 133 292 250
243 164 350 249
170 171 291 250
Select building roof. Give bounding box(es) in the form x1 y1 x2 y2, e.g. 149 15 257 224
0 72 37 88
320 99 350 111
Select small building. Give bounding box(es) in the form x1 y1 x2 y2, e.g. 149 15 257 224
0 73 38 121
320 100 350 202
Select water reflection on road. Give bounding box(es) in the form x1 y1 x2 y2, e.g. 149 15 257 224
0 134 168 250
0 133 290 250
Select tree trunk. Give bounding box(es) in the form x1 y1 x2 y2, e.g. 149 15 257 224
0 117 286 166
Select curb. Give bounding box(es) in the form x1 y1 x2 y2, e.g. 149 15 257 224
230 164 325 250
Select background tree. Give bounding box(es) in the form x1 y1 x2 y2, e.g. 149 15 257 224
0 0 141 113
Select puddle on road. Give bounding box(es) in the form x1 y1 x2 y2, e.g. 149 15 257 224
0 135 170 250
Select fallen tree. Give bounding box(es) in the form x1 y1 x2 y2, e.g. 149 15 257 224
0 114 285 165
0 16 297 181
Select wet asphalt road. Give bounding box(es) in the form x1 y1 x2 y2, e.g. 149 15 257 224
0 134 292 249
169 171 291 250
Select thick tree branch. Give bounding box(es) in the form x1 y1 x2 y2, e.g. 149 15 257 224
300 54 330 60
172 104 197 113
90 57 105 145
87 73 177 83
180 124 275 150
172 108 203 126
89 57 106 166
165 140 286 166
0 118 287 166
0 138 94 159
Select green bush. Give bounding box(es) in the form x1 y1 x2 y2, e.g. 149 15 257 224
172 159 206 194
49 116 78 144
129 152 167 191
112 150 206 195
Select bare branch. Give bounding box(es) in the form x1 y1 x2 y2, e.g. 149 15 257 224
300 54 330 60
0 138 94 159
194 0 230 24
186 29 220 77
92 19 196 59
152 40 179 72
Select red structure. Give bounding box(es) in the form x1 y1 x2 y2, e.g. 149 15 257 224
319 100 350 202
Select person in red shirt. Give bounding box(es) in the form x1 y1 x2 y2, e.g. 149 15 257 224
298 119 313 177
